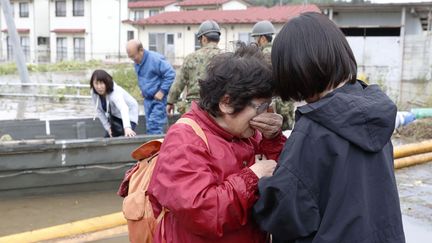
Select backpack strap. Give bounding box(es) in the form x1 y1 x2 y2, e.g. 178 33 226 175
154 117 208 235
176 117 209 149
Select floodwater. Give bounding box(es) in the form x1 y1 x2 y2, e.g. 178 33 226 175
0 189 123 236
0 97 94 120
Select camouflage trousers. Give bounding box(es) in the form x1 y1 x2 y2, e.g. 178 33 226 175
273 97 295 130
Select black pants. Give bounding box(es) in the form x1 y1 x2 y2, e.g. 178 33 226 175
105 115 137 137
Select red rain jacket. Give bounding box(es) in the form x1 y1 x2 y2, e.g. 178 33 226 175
147 102 286 243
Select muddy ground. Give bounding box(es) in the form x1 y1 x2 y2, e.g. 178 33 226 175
395 118 432 141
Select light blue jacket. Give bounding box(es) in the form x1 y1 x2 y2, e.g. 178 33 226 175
134 50 175 100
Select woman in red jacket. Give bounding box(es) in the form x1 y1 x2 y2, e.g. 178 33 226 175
147 46 286 243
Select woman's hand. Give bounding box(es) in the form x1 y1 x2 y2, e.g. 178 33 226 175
124 127 136 137
250 112 283 139
249 155 277 179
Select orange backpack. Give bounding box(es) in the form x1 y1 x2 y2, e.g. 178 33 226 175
119 117 208 243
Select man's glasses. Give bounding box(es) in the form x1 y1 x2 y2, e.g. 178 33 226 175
249 101 271 115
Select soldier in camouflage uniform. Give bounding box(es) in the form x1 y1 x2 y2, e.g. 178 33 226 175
251 20 295 130
167 20 223 115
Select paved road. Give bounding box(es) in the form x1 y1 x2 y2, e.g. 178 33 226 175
396 160 432 242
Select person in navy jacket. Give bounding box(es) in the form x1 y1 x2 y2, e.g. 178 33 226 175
253 12 405 243
126 39 175 134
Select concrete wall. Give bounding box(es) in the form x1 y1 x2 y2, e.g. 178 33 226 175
403 34 432 81
347 34 432 109
90 0 126 60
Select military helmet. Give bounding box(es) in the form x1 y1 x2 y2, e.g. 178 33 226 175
197 20 221 38
251 20 276 37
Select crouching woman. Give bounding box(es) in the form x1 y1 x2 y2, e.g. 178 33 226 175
90 69 139 137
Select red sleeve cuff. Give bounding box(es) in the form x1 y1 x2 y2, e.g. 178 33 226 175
237 168 260 205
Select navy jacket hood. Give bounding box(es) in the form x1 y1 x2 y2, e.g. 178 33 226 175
297 80 397 152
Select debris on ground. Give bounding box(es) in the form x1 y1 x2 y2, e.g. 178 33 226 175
395 118 432 140
0 134 13 142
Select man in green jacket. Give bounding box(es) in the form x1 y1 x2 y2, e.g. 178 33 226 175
167 20 223 115
252 20 295 130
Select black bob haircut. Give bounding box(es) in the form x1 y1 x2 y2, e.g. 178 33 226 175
272 12 357 101
89 69 114 94
198 45 274 117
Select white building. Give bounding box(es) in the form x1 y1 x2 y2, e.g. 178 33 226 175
0 0 49 63
0 0 132 63
128 0 179 21
48 0 130 62
132 4 320 65
0 0 250 64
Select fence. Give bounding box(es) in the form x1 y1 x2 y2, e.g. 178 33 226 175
0 82 90 99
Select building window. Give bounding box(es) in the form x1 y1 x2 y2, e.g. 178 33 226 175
20 36 30 61
167 34 174 45
134 10 144 20
56 0 66 17
56 37 67 61
149 9 159 17
149 33 165 54
6 37 13 61
73 37 85 61
73 0 84 16
238 33 252 45
127 31 134 41
37 37 49 45
19 2 29 18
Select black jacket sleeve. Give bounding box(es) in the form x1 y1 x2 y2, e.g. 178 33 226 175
253 131 321 241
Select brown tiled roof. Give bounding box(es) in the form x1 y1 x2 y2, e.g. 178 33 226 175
177 0 230 7
135 4 320 25
2 28 30 33
51 29 86 33
129 0 176 8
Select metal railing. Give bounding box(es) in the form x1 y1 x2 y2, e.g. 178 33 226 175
0 82 90 99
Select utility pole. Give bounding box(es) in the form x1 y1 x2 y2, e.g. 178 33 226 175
118 0 121 62
0 0 30 83
1 0 30 119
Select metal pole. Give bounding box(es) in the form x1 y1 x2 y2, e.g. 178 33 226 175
399 7 406 106
0 0 30 83
118 0 121 62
